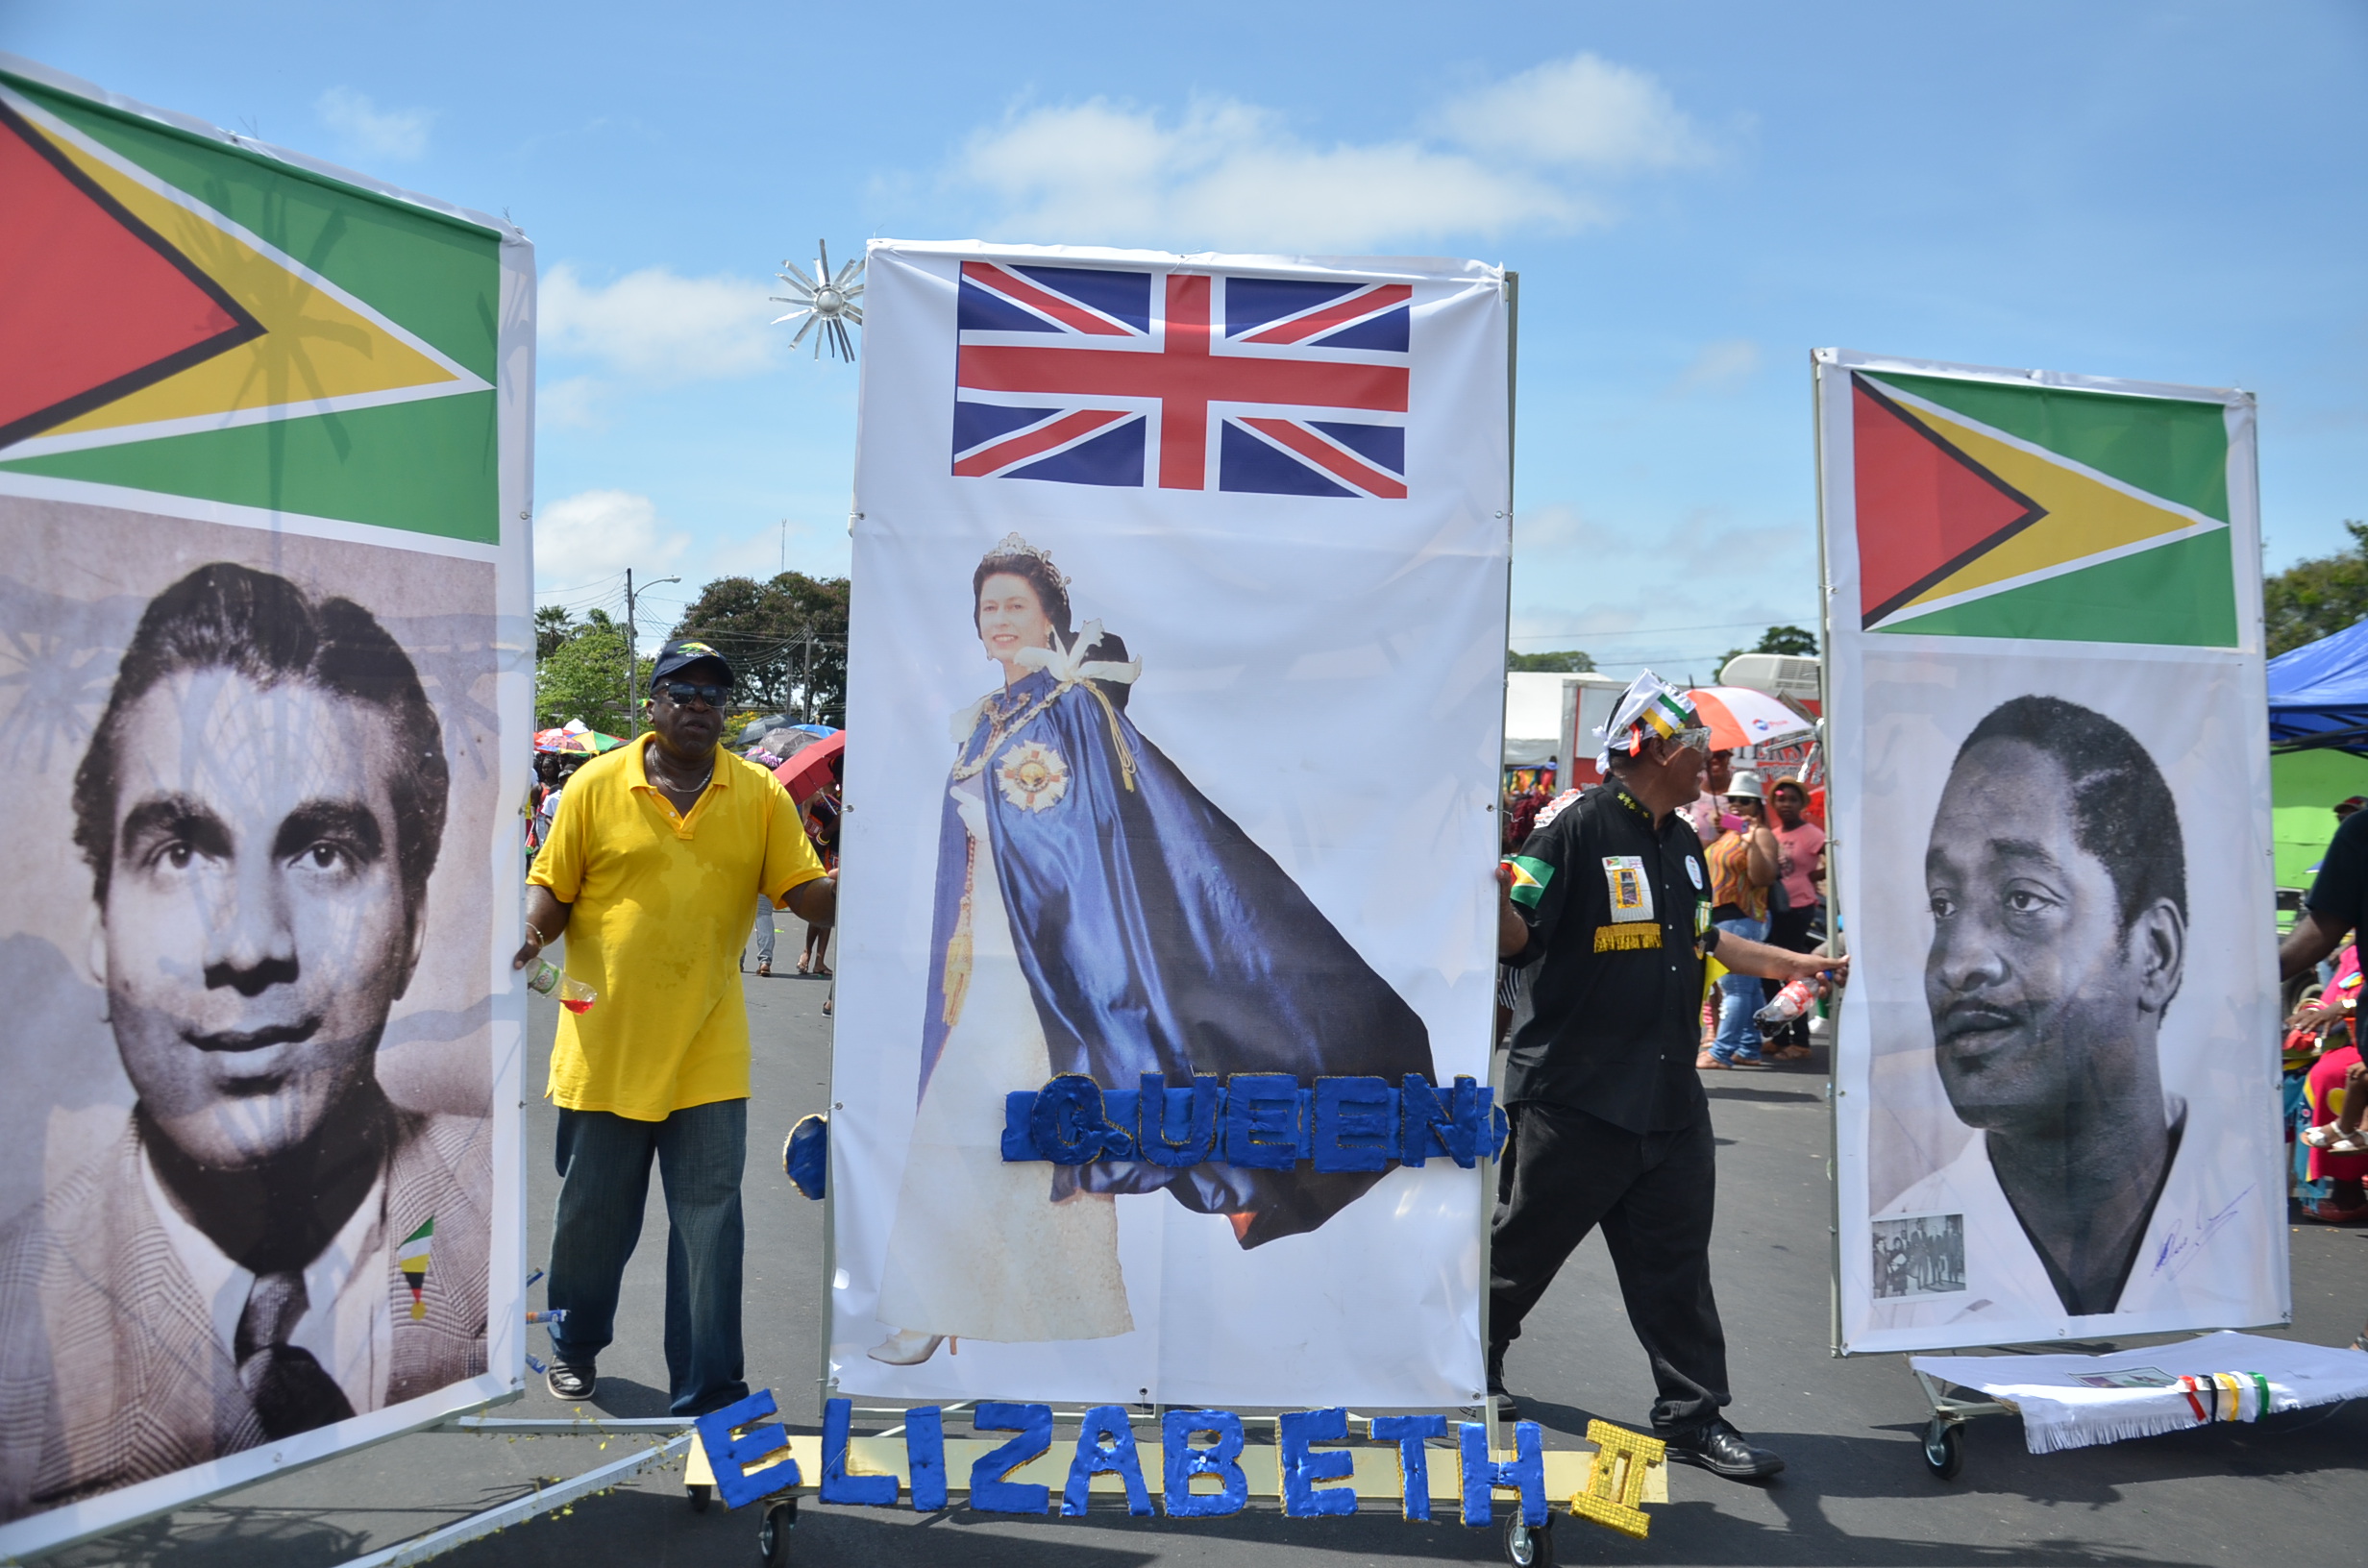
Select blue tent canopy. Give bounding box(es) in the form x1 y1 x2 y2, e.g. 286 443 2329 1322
2267 619 2368 751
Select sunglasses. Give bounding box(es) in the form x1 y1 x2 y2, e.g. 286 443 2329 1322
654 679 729 708
1667 727 1713 754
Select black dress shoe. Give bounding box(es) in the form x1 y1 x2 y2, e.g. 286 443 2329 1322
1487 1346 1519 1420
1662 1418 1784 1481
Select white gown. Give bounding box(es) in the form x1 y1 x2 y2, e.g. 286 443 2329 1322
875 777 1134 1341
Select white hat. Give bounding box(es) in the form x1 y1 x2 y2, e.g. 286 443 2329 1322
1594 670 1704 772
1725 770 1765 801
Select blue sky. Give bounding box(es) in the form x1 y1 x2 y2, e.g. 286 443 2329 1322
14 0 2365 677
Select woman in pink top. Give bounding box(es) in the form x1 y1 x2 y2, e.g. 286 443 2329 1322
1762 777 1827 1059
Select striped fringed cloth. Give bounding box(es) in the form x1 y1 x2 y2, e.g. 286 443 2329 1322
1911 1331 2368 1454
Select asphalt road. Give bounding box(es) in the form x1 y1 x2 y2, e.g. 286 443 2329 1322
63 913 2368 1565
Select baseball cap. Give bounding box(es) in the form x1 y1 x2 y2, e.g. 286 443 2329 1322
651 639 735 685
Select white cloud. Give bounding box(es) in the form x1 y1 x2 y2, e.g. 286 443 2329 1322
943 52 1709 252
314 86 434 161
536 375 607 431
1435 54 1709 170
539 263 778 384
1509 502 1813 676
1668 338 1762 396
533 490 687 594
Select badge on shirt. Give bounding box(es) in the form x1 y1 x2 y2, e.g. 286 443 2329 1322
1602 855 1654 923
1505 855 1554 909
997 741 1071 812
1687 856 1705 891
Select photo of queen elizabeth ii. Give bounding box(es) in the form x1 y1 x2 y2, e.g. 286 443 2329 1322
869 534 1438 1366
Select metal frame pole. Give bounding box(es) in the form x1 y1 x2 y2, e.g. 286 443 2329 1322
1810 352 1849 1359
333 1431 693 1568
1482 268 1518 1447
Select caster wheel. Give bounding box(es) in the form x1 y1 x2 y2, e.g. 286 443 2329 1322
1503 1511 1556 1567
687 1482 711 1512
1921 1418 1962 1481
757 1497 797 1567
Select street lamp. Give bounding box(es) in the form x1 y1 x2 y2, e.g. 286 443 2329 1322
624 569 680 733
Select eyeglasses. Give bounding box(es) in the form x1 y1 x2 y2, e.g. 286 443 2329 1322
1669 727 1713 754
654 680 728 708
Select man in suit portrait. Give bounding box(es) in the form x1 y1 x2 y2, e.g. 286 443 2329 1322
0 562 489 1520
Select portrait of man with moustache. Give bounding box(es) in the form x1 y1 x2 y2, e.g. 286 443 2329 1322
1873 694 2238 1329
0 562 489 1520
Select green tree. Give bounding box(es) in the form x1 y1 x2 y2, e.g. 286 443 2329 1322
535 609 650 733
1506 649 1595 673
2265 522 2368 657
670 572 851 724
1712 624 1820 679
535 603 578 660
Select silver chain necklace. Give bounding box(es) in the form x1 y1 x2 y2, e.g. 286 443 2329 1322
647 742 716 796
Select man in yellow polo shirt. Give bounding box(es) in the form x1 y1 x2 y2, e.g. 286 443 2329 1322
512 640 832 1413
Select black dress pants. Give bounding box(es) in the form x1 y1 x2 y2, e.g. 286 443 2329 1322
1488 1101 1730 1432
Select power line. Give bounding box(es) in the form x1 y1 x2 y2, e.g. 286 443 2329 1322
535 571 629 599
1510 614 1816 645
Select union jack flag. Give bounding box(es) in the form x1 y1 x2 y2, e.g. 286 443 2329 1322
950 262 1411 499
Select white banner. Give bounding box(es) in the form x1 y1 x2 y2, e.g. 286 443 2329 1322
1817 348 2285 1355
0 56 530 1556
831 241 1510 1407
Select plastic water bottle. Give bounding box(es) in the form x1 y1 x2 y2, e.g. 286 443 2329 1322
1755 977 1818 1040
526 960 598 1014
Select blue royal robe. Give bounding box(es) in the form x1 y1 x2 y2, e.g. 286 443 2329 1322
920 647 1437 1248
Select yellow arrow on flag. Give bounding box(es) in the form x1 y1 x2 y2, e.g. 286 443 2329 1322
5 96 485 456
1872 386 2218 620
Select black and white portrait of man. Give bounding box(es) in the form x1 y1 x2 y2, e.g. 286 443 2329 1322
0 560 490 1519
1876 694 2205 1323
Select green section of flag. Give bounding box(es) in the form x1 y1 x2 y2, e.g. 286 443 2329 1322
5 71 502 382
1505 854 1554 908
1874 372 2231 524
1879 529 2238 647
0 395 500 543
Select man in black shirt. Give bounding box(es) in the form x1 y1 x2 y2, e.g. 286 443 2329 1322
1492 674 1845 1481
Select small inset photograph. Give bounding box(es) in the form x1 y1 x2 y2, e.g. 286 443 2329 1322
1872 1213 1965 1299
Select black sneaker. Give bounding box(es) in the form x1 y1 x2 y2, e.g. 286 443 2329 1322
1661 1418 1784 1481
547 1361 597 1401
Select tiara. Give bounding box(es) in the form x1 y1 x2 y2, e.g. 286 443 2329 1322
980 532 1071 588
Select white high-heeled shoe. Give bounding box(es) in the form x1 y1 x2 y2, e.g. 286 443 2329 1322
868 1329 945 1365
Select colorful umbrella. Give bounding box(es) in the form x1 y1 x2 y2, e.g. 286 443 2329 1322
1686 687 1813 752
534 721 628 754
774 730 846 801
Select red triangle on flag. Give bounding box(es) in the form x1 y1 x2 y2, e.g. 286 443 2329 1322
0 101 262 449
1852 375 2044 626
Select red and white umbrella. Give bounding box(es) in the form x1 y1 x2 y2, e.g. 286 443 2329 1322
1686 687 1813 752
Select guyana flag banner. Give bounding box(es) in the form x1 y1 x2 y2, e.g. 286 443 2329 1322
0 56 529 1556
1815 350 2285 1358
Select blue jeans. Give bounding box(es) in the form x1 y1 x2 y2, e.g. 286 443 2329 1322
1711 915 1769 1064
746 896 777 968
548 1099 749 1416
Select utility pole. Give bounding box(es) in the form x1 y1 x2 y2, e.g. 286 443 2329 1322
623 569 681 735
